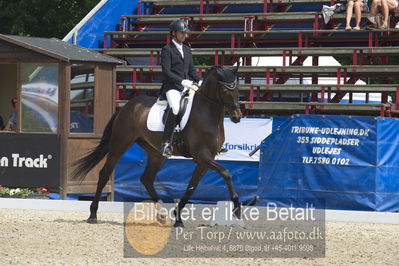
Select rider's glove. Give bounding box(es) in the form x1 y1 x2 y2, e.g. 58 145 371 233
198 80 203 87
181 79 193 88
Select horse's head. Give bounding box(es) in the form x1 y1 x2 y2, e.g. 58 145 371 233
215 65 242 123
201 65 242 123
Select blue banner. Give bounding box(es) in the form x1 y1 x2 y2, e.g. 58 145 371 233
256 115 399 212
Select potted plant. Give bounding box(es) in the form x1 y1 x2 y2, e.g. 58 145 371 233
30 187 50 199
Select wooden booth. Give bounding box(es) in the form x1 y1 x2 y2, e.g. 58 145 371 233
0 34 122 199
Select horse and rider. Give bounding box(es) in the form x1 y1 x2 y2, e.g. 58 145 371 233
159 19 203 157
73 19 242 227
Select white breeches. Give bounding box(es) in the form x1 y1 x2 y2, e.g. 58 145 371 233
166 89 182 115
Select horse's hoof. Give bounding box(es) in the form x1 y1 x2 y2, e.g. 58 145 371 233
87 218 98 224
174 220 184 227
156 213 167 224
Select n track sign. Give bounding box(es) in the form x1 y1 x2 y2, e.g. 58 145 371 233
0 134 60 189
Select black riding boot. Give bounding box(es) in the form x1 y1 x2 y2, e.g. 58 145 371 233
160 111 178 157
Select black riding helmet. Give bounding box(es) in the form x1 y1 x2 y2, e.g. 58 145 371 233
169 19 188 35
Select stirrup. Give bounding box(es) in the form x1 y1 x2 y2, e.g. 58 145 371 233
161 142 173 157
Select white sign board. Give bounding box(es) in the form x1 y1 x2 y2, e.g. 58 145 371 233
215 117 273 162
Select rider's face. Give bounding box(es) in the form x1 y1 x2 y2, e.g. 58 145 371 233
173 31 187 44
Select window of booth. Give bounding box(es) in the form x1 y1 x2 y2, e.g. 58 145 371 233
20 63 59 133
70 64 95 133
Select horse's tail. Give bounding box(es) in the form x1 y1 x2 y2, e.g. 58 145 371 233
71 112 118 182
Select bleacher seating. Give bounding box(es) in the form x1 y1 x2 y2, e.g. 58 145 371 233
104 29 399 49
100 0 399 117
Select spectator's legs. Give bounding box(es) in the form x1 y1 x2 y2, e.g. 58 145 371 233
367 0 382 29
353 1 363 30
381 0 390 27
382 0 399 28
371 0 379 17
346 0 355 30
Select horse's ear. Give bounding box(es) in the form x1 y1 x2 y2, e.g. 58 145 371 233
232 58 241 74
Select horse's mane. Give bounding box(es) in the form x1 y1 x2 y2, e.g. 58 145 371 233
202 65 236 84
202 66 222 82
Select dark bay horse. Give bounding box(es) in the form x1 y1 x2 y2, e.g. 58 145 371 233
72 65 242 227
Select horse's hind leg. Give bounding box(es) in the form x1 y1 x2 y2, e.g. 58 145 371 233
139 150 165 202
173 164 208 227
87 158 115 223
88 141 135 223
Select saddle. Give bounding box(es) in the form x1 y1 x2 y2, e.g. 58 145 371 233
146 85 197 133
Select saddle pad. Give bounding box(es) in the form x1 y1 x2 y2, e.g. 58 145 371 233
147 92 195 132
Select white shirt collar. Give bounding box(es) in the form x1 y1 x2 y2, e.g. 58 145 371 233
172 39 184 58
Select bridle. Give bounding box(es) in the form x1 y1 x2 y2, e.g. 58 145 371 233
219 79 238 91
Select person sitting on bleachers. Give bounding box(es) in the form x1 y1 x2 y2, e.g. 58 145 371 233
346 0 368 30
367 0 399 29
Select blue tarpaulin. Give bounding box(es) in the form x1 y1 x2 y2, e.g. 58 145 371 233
65 0 138 48
256 115 399 212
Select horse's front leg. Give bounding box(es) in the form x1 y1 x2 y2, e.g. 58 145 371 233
173 164 208 227
198 155 241 219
